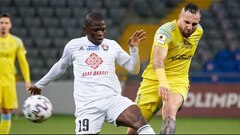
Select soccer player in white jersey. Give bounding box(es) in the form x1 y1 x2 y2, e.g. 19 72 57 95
28 12 155 134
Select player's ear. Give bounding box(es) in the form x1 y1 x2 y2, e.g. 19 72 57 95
83 26 86 31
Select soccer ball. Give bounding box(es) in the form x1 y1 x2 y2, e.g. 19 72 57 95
23 95 52 123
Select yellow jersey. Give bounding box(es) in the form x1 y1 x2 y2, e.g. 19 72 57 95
0 34 30 85
142 20 203 86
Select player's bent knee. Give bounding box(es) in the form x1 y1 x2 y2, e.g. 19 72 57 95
128 113 147 130
125 105 148 129
116 105 146 129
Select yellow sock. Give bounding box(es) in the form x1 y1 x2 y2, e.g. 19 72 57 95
0 114 11 134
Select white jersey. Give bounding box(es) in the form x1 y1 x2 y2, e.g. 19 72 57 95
35 36 140 110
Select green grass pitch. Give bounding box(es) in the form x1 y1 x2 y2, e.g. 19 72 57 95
10 114 240 134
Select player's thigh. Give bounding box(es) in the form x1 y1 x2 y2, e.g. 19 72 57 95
105 95 136 126
171 84 189 101
1 85 18 109
136 79 161 121
75 109 105 134
162 85 187 116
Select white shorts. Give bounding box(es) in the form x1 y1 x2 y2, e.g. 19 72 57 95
75 95 135 134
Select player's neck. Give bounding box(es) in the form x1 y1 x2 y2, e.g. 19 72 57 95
0 32 8 37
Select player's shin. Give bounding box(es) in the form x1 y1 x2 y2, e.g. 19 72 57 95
0 114 12 134
137 124 155 134
160 116 176 134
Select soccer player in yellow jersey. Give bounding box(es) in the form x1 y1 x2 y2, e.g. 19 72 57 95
127 3 203 134
0 13 31 134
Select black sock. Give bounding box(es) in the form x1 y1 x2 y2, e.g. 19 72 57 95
160 116 176 134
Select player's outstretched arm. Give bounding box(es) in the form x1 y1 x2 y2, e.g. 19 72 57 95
121 30 146 74
34 59 70 89
33 44 72 90
128 29 146 47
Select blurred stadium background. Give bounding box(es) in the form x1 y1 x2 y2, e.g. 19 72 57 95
1 0 240 134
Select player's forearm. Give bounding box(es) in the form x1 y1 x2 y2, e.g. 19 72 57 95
18 54 31 83
35 60 68 89
153 60 165 70
152 46 169 88
155 68 169 85
123 47 140 74
154 62 170 89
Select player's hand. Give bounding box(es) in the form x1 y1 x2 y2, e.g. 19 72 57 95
27 85 42 95
128 29 146 47
158 82 171 101
25 82 31 91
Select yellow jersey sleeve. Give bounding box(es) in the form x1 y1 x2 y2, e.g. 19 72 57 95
153 26 172 49
16 38 31 83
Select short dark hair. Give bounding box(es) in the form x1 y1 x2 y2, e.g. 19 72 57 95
84 12 104 26
184 3 200 14
0 13 11 19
